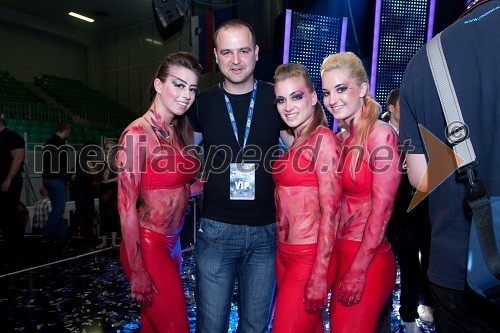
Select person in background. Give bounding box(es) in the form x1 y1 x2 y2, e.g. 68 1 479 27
16 201 29 234
384 88 434 333
321 52 401 333
118 51 202 333
73 140 99 242
96 140 119 249
0 114 26 265
399 1 500 332
42 122 71 241
32 186 52 235
271 63 342 332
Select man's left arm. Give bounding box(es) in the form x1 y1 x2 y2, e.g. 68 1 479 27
406 153 428 192
1 148 24 191
279 130 294 148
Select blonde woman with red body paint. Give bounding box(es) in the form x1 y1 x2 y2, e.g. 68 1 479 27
321 52 400 333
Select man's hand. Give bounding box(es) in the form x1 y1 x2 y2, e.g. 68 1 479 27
1 179 11 192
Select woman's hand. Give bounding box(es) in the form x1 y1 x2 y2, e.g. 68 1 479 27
337 269 365 306
190 178 204 197
304 275 328 313
130 270 160 307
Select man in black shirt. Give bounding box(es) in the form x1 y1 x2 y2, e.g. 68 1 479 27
42 122 71 240
400 1 500 331
189 19 291 333
0 114 25 263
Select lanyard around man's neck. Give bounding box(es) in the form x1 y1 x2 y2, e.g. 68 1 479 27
222 80 257 149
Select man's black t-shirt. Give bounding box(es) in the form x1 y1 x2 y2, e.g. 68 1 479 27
42 134 69 180
0 127 25 189
189 80 284 226
400 1 500 290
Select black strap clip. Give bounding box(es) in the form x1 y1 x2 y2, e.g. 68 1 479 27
462 164 489 204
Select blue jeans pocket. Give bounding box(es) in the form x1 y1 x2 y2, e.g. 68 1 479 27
198 218 227 240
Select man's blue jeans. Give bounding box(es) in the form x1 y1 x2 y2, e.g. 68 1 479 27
43 179 67 239
195 218 276 333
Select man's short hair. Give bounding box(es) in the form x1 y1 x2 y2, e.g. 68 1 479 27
39 186 48 197
386 88 400 108
55 122 70 133
213 19 256 49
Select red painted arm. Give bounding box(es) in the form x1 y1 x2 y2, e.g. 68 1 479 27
304 129 343 312
337 123 400 305
117 123 158 307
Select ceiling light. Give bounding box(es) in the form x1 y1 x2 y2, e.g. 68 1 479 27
145 38 163 45
68 12 95 23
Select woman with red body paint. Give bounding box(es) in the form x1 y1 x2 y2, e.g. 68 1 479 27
321 52 401 333
117 52 202 333
271 63 342 333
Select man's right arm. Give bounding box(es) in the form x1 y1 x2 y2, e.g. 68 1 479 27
193 131 203 145
1 147 24 191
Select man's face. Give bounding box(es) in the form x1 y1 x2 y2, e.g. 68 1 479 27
214 26 259 88
62 127 71 139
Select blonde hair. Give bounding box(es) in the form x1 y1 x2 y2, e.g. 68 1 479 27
274 63 327 147
321 52 380 180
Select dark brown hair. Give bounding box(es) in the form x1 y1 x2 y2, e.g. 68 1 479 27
386 88 399 108
55 122 70 133
147 51 202 149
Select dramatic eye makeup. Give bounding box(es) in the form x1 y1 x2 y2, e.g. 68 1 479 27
322 83 352 98
336 85 350 94
274 96 285 104
274 91 305 105
290 91 304 101
169 75 187 87
169 75 198 94
173 82 186 89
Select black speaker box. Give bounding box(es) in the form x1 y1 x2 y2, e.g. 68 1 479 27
153 0 185 40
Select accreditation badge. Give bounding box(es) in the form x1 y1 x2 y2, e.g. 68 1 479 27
229 163 255 200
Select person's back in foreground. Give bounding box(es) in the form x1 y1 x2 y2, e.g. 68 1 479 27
400 1 500 332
